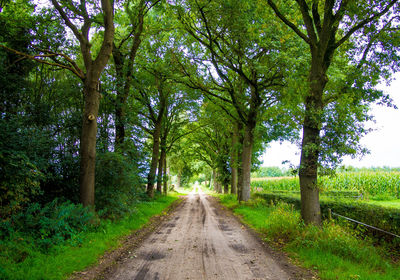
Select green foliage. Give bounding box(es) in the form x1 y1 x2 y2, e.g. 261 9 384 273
0 194 180 280
95 151 145 219
0 199 96 250
254 192 400 243
218 194 400 280
251 166 291 178
0 116 58 218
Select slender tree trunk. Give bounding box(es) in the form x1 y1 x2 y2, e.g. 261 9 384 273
156 153 164 194
112 2 145 147
79 81 100 207
237 162 243 201
114 90 128 146
163 156 167 195
212 169 217 192
215 170 222 193
112 46 126 147
224 184 229 194
157 140 166 194
147 121 162 197
176 171 181 189
299 61 327 225
230 123 239 195
237 123 244 202
240 118 256 202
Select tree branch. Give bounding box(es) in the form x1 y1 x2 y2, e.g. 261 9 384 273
266 0 310 44
335 0 398 49
0 45 85 79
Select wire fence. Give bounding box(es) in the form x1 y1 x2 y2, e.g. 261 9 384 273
328 209 400 239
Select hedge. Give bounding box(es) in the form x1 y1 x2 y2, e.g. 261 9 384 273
254 192 400 243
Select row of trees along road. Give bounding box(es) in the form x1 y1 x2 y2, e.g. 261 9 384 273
1 0 399 224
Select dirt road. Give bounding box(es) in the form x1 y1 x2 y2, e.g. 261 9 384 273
104 188 307 280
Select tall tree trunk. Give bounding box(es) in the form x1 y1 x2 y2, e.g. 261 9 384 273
230 123 239 195
79 81 101 207
240 117 256 202
299 60 327 225
176 171 181 189
78 0 114 207
157 140 166 194
113 1 145 147
215 170 222 193
237 124 244 202
114 89 128 147
163 156 167 195
156 154 163 194
112 46 127 147
212 169 217 192
147 121 162 197
237 166 243 201
224 184 229 194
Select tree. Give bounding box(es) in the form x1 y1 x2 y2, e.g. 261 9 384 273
112 0 162 147
174 0 293 201
267 0 400 224
1 0 115 207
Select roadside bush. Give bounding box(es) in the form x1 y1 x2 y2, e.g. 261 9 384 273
0 118 52 219
255 192 400 243
0 199 96 250
219 194 400 280
95 151 145 219
262 202 301 243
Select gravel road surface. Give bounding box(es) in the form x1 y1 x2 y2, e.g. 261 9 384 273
105 188 305 280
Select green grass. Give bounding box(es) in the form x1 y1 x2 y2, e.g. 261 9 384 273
0 193 182 280
364 199 400 209
218 194 400 280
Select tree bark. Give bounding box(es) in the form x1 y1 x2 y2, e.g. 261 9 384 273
77 0 114 207
236 123 244 202
212 169 217 192
230 123 239 195
79 81 100 207
113 0 145 147
240 88 257 202
224 184 229 194
240 121 255 201
299 60 327 224
163 156 168 195
215 170 222 193
176 171 181 189
157 137 166 194
147 120 162 197
156 151 164 194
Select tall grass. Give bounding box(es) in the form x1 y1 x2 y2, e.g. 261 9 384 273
218 194 400 280
0 194 181 280
251 171 400 198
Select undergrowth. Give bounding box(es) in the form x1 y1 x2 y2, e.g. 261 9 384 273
0 193 181 280
218 194 400 280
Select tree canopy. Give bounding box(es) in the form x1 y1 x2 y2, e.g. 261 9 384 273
1 0 399 224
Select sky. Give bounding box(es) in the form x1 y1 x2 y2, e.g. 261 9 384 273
261 73 400 168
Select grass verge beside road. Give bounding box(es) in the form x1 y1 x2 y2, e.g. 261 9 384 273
218 194 400 280
0 193 182 280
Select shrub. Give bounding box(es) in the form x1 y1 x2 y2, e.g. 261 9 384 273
95 151 145 219
0 199 97 250
255 192 400 244
262 202 301 243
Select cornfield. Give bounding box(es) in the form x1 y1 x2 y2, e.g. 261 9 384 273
251 171 400 198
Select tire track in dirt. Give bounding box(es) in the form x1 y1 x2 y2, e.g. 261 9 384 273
104 188 311 280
